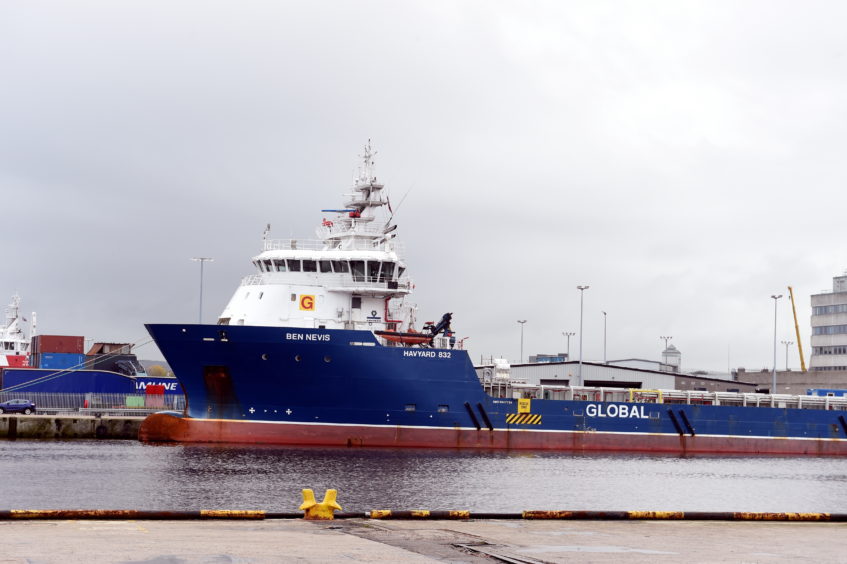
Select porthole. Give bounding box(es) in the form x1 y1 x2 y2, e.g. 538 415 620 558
295 355 302 362
261 353 269 360
324 356 332 363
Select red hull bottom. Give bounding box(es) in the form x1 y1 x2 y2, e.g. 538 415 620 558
139 413 847 456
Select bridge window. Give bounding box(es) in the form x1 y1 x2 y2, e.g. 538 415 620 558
319 260 332 273
351 261 365 282
332 260 349 273
273 259 286 272
367 261 380 282
302 260 317 272
287 259 301 272
383 262 395 281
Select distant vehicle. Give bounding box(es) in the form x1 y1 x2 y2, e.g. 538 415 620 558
0 399 36 414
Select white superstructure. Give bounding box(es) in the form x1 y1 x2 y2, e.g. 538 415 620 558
0 293 31 366
218 143 416 334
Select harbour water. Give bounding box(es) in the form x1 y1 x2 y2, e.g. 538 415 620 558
1 440 845 513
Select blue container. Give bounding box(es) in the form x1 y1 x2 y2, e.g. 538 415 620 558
38 353 86 370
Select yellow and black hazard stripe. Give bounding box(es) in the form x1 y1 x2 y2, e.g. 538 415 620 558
506 413 542 425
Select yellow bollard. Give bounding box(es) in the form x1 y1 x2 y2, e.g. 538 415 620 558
299 489 342 520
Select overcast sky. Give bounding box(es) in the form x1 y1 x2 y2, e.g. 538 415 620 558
2 1 845 374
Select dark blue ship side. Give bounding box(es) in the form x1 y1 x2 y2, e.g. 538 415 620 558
140 323 847 455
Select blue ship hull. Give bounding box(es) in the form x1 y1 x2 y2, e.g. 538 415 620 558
140 323 847 455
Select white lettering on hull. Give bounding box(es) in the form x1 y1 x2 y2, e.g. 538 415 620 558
285 333 331 342
402 350 452 359
585 404 647 419
136 382 179 391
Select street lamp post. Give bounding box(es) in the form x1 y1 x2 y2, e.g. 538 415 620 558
771 294 783 393
602 311 607 364
562 331 575 362
577 286 589 386
191 257 214 324
517 320 527 364
781 340 793 371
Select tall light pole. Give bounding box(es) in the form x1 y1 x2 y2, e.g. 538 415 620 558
577 286 589 386
517 320 527 363
781 340 793 371
191 257 214 324
602 311 607 364
562 331 575 362
771 294 783 393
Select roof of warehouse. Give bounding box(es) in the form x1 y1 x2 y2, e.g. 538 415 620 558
477 360 757 386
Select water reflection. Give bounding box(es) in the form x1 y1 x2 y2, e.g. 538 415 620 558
1 441 845 512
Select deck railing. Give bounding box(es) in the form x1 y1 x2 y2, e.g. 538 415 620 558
479 382 847 411
240 272 413 292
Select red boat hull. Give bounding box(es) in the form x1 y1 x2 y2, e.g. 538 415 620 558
139 413 847 455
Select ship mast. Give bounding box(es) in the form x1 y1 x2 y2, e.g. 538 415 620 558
319 141 394 251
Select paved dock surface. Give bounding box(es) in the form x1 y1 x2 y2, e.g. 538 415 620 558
1 518 845 563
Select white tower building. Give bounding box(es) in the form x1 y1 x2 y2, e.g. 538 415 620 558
810 273 847 372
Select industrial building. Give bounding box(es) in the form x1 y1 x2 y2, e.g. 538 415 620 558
475 360 758 393
810 273 847 372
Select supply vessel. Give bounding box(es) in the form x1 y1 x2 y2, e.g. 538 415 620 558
140 144 847 455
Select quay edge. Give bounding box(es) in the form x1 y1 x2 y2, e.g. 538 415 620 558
0 415 144 440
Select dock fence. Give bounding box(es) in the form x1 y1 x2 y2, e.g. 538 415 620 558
0 392 185 415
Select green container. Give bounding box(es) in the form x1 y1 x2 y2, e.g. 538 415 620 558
125 396 145 408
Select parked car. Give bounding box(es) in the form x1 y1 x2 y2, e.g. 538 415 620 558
0 399 36 414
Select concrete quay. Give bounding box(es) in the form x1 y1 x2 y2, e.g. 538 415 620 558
0 414 143 440
0 518 844 563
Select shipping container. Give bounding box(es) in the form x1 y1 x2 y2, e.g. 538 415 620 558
31 335 85 355
0 368 135 393
37 353 86 370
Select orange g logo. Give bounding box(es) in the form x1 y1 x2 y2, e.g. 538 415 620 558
299 295 316 311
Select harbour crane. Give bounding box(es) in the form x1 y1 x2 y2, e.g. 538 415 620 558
787 286 807 372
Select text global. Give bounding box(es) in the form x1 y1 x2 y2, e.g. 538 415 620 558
585 403 647 419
